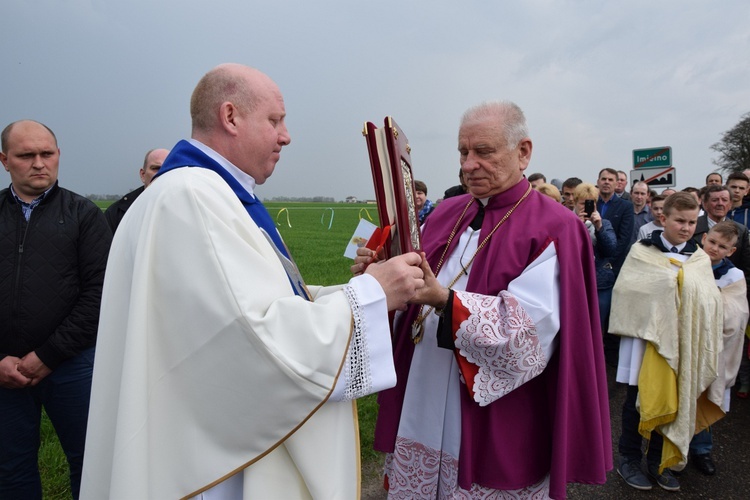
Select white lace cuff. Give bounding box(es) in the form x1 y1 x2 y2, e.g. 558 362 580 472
455 290 548 407
329 274 396 401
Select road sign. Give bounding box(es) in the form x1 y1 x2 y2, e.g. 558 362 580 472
633 146 672 169
630 167 676 188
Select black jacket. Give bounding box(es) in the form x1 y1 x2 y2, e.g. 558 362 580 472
104 185 145 232
0 183 112 369
597 194 634 277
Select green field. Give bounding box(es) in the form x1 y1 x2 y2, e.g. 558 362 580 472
43 201 385 498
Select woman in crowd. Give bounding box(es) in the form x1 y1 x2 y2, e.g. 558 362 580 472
574 183 617 331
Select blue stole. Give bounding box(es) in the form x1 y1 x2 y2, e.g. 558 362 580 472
156 140 309 298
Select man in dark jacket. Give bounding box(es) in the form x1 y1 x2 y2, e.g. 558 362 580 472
596 167 634 366
597 168 635 275
0 120 112 499
104 148 169 232
727 172 750 227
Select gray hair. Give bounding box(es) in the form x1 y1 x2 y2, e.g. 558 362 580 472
460 101 529 149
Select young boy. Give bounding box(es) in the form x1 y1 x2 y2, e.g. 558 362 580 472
637 194 666 240
610 193 724 492
689 221 749 475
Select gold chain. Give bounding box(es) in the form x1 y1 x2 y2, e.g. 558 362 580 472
411 185 533 344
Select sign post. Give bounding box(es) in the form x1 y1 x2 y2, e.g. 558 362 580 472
632 146 674 188
630 167 676 188
633 147 672 169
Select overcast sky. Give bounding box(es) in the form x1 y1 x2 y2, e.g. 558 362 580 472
3 1 749 201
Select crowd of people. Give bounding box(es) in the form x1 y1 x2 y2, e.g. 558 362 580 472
0 62 746 499
410 162 750 496
522 168 750 492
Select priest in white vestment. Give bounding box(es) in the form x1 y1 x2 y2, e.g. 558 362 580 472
80 64 425 500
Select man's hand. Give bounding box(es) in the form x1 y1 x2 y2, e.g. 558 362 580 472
409 253 450 308
17 352 52 386
350 246 386 276
0 355 33 389
365 252 425 311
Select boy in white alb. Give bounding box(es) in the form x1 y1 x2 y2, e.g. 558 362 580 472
611 193 723 492
688 221 749 475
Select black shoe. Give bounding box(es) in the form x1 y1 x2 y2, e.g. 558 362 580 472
691 453 716 476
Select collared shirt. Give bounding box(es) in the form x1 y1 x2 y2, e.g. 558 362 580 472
631 205 653 244
707 216 724 229
597 195 614 218
10 184 54 221
634 204 652 227
188 138 258 198
660 233 687 254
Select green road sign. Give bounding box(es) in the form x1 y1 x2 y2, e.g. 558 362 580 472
633 146 672 169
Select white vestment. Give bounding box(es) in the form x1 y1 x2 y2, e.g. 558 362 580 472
81 165 395 499
612 243 724 470
707 267 748 412
384 226 561 497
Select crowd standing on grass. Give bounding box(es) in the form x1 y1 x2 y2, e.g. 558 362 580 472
3 75 749 500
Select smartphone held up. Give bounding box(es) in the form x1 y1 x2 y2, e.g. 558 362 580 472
584 199 595 217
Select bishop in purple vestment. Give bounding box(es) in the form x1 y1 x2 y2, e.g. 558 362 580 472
358 101 612 499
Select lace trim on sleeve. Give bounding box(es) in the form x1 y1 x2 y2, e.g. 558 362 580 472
456 290 548 406
340 283 373 401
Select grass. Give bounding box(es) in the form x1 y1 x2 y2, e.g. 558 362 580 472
39 411 72 499
43 201 384 496
269 202 379 284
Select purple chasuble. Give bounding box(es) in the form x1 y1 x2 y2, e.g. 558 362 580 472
374 178 612 498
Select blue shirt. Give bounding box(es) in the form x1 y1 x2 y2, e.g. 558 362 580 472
10 184 54 221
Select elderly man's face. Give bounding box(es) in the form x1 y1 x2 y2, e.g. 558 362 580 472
0 121 59 202
458 118 531 198
704 190 731 221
